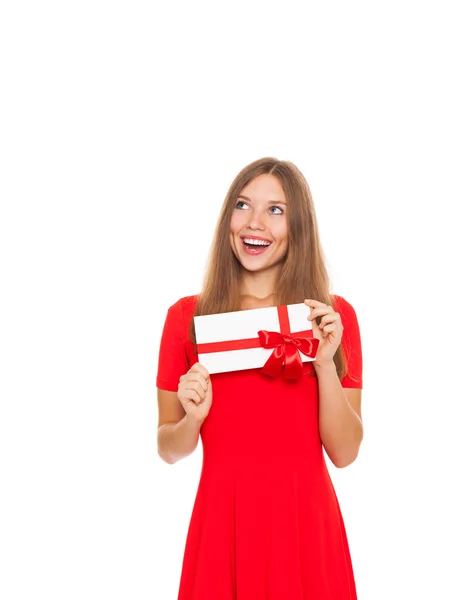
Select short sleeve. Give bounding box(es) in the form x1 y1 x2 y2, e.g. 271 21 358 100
156 299 190 392
333 295 363 389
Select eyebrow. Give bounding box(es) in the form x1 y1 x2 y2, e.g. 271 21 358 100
237 194 287 205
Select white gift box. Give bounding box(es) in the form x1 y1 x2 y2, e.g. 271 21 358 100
194 303 318 377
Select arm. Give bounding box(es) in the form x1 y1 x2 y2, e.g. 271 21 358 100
157 389 202 464
305 294 364 468
157 363 213 464
315 362 363 468
156 298 204 464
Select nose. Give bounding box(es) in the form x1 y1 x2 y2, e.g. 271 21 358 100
246 207 266 231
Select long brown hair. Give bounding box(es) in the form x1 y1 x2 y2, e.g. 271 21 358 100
190 157 348 380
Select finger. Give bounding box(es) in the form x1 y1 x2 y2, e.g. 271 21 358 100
304 299 327 307
322 323 340 336
194 374 208 391
318 313 339 328
181 372 208 391
189 362 210 380
181 388 203 405
181 380 206 400
187 381 206 400
307 306 335 320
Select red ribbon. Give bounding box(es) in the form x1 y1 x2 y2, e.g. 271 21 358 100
257 304 319 379
257 329 319 379
196 305 319 380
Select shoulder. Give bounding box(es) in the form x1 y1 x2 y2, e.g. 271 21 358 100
331 293 363 387
158 294 199 350
331 294 361 335
165 294 199 326
168 294 199 314
331 294 358 317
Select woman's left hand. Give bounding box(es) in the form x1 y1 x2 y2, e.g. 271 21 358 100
304 299 343 366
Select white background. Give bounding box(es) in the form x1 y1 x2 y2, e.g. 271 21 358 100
1 1 457 599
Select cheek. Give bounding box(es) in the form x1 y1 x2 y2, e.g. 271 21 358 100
272 219 288 245
230 212 244 233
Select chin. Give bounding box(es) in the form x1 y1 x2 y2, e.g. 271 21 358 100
241 259 278 273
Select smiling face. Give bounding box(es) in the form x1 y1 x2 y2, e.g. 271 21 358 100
229 173 288 277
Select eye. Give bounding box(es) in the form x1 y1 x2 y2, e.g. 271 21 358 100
235 200 249 209
269 205 284 215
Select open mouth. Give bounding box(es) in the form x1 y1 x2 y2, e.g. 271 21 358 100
241 237 272 255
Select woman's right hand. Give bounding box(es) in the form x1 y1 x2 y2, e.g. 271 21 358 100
177 363 213 424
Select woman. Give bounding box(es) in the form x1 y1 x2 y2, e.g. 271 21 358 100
156 157 364 599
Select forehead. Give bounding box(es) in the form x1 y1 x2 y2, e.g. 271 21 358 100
239 174 286 202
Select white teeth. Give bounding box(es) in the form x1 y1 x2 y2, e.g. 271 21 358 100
243 238 271 246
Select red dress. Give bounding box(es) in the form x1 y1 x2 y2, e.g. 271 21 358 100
156 294 363 600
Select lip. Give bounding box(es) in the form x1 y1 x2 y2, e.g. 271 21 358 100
240 235 273 243
240 235 273 256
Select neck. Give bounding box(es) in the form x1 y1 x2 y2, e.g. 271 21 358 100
240 267 279 300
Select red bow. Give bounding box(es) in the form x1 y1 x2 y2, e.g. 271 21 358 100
257 330 319 380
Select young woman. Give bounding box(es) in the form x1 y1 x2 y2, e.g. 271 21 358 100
156 157 364 599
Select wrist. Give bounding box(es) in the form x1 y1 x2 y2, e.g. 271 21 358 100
184 412 204 430
313 360 337 373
